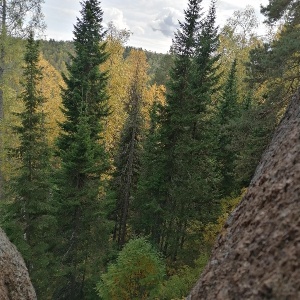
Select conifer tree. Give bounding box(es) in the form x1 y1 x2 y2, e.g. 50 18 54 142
217 59 239 197
137 0 203 260
0 0 45 200
2 31 54 297
165 0 221 258
133 0 221 262
53 1 111 298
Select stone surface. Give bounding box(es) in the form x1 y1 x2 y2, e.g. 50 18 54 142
189 88 300 299
0 228 36 300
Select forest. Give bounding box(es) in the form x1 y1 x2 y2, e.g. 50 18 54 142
0 0 299 299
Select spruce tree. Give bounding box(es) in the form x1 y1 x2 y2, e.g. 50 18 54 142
217 59 239 197
165 0 221 259
137 0 203 260
2 31 54 297
53 1 111 298
133 0 221 262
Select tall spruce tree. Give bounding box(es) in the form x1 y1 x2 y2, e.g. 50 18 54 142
133 0 221 262
136 0 202 261
169 0 221 258
2 31 54 297
217 59 239 197
53 1 111 299
0 0 45 201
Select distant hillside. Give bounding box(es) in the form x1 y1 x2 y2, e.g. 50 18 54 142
40 39 75 74
40 40 173 86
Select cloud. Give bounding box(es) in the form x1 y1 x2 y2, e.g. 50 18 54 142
150 7 183 37
132 26 145 36
104 7 129 30
44 0 271 53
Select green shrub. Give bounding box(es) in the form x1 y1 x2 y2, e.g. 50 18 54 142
97 237 165 300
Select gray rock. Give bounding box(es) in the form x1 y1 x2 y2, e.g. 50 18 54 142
0 228 36 300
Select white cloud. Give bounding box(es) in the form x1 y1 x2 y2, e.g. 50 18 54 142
44 0 271 53
150 7 183 37
104 7 129 30
132 26 145 36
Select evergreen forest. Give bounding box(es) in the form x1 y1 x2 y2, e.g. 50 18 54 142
0 0 299 299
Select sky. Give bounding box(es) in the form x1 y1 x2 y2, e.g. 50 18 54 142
43 0 270 53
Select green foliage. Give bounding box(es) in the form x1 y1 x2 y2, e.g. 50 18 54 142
1 31 55 298
146 51 174 86
40 39 75 74
261 0 300 25
248 0 300 111
97 237 165 300
131 101 166 245
157 253 209 300
133 0 221 264
238 0 300 187
203 191 244 247
53 1 111 298
231 96 276 187
216 59 239 197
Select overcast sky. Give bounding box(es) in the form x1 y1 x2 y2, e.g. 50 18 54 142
43 0 269 53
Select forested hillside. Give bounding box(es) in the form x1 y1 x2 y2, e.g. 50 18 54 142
0 0 299 299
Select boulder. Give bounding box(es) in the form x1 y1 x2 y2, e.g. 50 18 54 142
189 88 300 299
0 228 36 300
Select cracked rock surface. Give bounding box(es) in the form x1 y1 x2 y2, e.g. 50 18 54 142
189 88 300 299
0 228 36 300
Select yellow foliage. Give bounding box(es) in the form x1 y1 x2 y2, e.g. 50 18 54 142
0 86 23 182
103 45 166 154
38 56 65 144
102 40 130 152
0 56 64 183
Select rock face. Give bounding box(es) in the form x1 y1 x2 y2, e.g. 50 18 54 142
189 88 300 299
0 228 37 300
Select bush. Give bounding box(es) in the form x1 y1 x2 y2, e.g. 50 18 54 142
97 237 165 300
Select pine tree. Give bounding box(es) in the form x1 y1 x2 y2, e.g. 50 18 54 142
165 0 221 258
53 1 111 298
2 31 54 297
261 0 299 26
